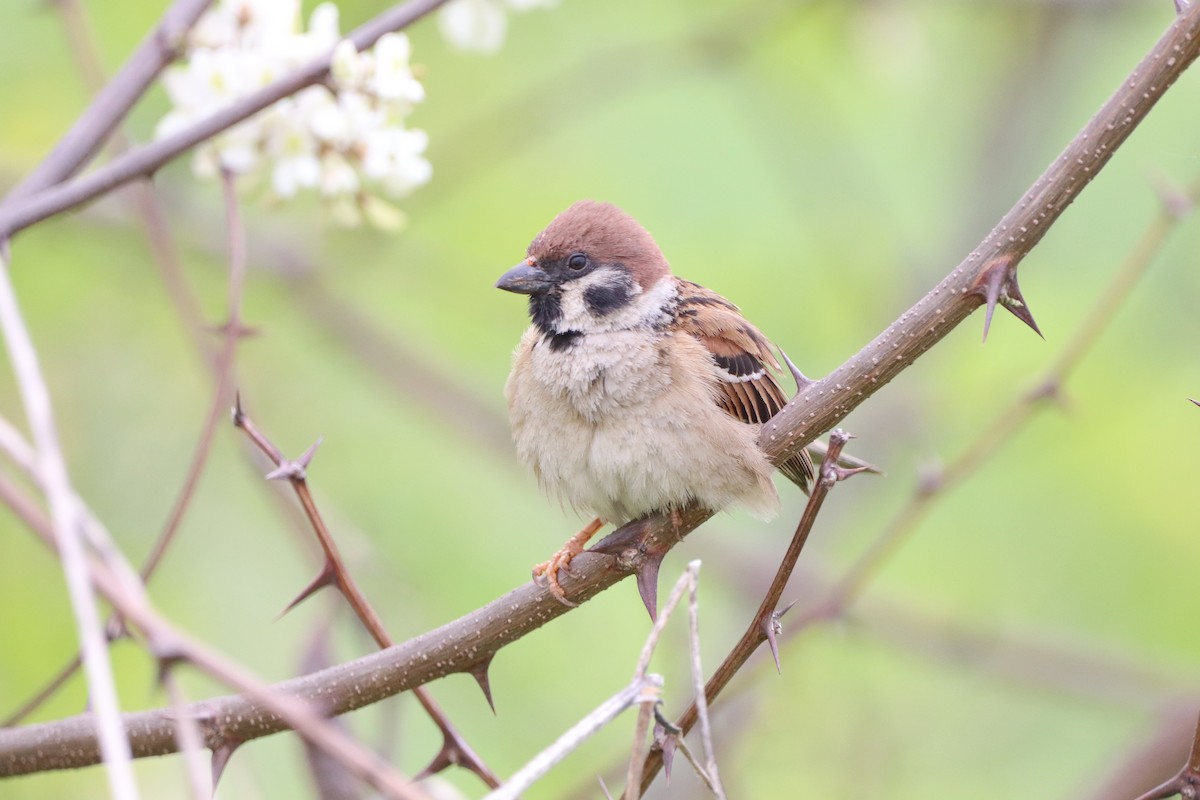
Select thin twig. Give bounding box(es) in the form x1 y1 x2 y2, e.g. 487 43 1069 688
621 695 657 800
685 563 725 800
0 256 137 796
637 430 861 792
0 0 250 730
142 168 247 579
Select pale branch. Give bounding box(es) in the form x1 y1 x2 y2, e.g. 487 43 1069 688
2 2 1199 780
0 257 137 795
0 0 451 241
483 676 663 800
0 0 213 206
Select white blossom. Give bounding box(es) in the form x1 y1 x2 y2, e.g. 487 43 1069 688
438 0 558 54
157 0 431 228
370 34 425 105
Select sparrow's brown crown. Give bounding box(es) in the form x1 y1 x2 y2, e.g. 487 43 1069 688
527 200 669 287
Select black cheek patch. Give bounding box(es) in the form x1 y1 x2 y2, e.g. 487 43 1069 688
530 291 563 335
583 282 633 316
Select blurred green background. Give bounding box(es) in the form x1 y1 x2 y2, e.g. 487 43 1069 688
1 0 1199 797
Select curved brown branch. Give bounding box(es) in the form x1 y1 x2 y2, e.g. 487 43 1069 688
2 2 1200 779
0 0 450 241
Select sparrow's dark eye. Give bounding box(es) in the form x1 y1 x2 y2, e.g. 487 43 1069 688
567 252 588 271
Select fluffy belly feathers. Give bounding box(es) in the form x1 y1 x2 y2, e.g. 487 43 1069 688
505 328 779 524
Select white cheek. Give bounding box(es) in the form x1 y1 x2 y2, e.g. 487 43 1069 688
556 274 675 334
556 282 595 331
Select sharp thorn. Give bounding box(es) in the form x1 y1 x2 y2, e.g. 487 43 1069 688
636 550 667 622
833 465 873 482
1000 273 1043 339
973 255 1042 342
1191 398 1199 408
653 714 678 786
265 458 308 481
780 347 812 391
598 775 615 799
469 656 497 714
296 437 323 469
231 391 245 426
980 264 1003 343
662 734 677 785
211 738 241 789
414 738 459 781
764 615 783 674
278 565 335 618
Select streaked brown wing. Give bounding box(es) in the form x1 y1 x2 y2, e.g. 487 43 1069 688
673 279 814 493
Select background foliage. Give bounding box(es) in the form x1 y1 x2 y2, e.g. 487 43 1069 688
1 0 1198 797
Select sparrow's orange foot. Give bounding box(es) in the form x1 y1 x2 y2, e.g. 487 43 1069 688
532 547 583 607
532 518 604 607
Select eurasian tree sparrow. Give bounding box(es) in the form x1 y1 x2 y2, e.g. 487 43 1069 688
497 200 813 603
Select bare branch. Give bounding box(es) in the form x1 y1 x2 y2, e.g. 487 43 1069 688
0 255 137 795
808 172 1200 627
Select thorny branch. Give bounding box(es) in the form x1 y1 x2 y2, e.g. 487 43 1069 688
637 430 864 792
796 172 1200 629
2 0 1200 784
0 251 137 797
232 401 501 788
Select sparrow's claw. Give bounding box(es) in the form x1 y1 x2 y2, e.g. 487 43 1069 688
532 517 604 608
532 549 581 607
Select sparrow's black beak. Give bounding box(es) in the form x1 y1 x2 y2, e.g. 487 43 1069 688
496 261 553 295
